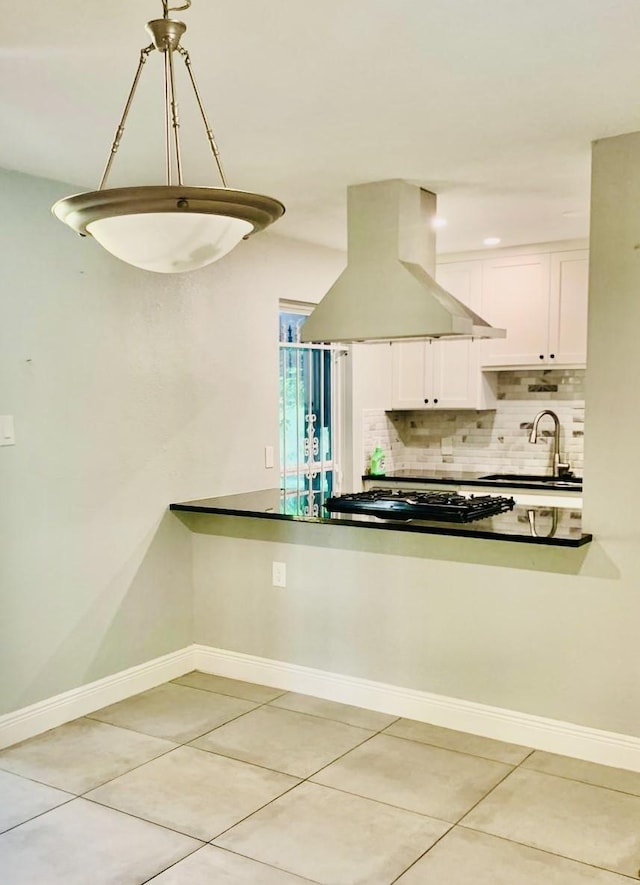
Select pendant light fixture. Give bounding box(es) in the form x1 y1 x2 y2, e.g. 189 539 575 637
52 0 284 274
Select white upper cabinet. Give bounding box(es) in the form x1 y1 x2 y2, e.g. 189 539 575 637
390 261 497 410
391 339 429 409
480 249 588 369
391 338 481 409
480 253 552 367
389 247 588 408
548 250 589 367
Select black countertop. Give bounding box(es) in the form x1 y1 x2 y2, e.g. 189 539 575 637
170 488 591 547
362 469 583 493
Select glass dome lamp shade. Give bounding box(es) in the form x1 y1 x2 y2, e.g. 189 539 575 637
53 185 283 273
52 2 284 273
87 215 252 274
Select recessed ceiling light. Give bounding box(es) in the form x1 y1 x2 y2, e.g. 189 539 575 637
483 236 501 246
432 216 447 228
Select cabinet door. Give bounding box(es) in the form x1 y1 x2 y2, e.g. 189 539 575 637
548 250 588 367
391 341 430 409
431 337 474 407
435 261 495 408
481 254 551 367
391 339 468 408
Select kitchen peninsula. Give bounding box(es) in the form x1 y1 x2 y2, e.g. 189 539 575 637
170 488 591 547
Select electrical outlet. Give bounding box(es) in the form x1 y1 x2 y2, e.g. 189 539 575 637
272 561 286 588
441 436 453 456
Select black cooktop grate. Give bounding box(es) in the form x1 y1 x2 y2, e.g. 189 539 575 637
324 488 516 523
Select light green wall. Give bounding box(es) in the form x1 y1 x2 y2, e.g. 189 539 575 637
5 130 639 740
189 131 640 738
0 167 344 715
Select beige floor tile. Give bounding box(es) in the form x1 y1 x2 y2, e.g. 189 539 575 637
191 705 373 777
214 781 450 885
88 682 257 743
0 718 175 793
384 719 531 765
0 798 200 885
269 692 397 730
150 845 317 884
9 678 635 885
522 749 640 796
0 770 73 833
312 733 512 822
172 671 285 703
86 745 298 841
395 827 632 884
463 767 640 877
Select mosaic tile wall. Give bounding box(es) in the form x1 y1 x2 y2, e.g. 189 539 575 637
362 369 585 477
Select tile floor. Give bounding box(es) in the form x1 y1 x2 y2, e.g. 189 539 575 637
1 673 639 884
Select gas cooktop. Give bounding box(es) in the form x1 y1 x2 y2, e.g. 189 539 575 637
325 488 516 523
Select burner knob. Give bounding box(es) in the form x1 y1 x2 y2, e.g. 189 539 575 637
424 398 429 404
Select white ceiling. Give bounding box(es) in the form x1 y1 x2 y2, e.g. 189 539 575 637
3 0 640 254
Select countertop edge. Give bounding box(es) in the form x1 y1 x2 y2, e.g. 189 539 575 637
362 473 583 493
169 502 592 548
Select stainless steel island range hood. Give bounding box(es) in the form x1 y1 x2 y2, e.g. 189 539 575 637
301 179 504 343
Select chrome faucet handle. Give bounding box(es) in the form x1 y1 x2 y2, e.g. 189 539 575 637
555 459 572 478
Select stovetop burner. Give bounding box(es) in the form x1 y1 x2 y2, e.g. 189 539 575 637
324 488 516 523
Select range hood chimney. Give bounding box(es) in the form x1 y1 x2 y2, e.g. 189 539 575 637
301 179 505 343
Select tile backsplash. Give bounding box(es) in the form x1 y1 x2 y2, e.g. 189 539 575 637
363 370 585 477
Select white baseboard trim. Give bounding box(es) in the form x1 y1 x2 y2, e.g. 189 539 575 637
3 643 640 773
193 644 640 773
0 646 198 750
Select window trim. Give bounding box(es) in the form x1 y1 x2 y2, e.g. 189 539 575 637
278 301 346 514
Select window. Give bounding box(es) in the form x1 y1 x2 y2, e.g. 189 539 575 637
279 304 344 516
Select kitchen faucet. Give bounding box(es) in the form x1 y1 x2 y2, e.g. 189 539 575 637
527 507 559 538
528 409 571 478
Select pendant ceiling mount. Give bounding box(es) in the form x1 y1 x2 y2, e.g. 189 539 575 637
52 0 284 274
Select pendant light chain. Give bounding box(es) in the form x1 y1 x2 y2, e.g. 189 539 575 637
162 1 192 19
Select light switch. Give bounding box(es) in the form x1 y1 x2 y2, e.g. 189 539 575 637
272 561 286 588
0 416 15 446
264 445 275 469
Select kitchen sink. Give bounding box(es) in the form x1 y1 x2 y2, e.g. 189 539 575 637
479 473 582 488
